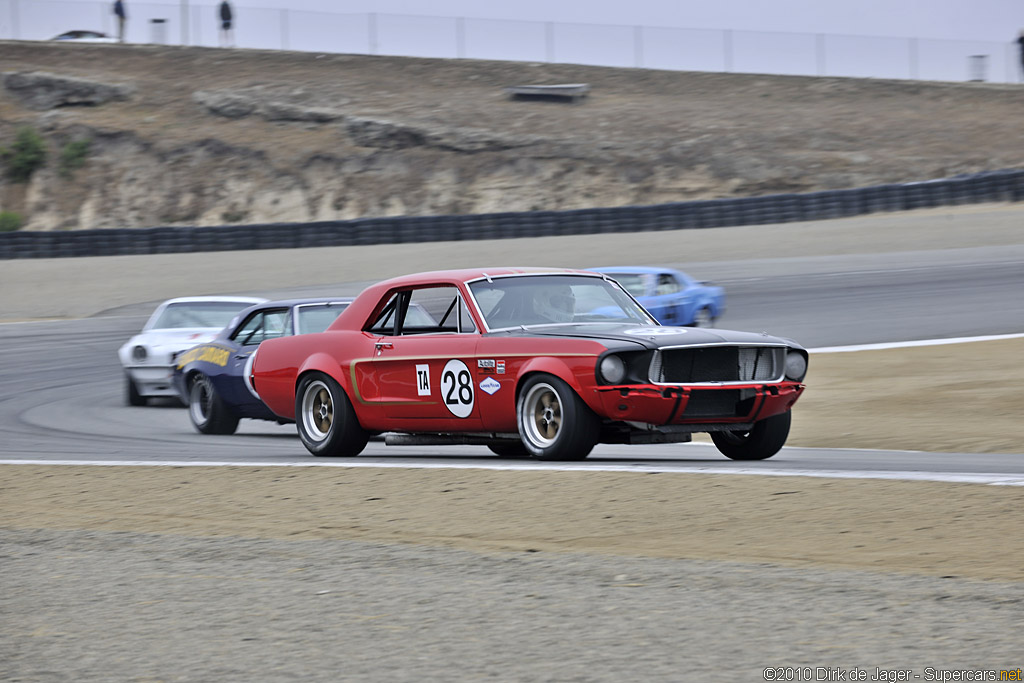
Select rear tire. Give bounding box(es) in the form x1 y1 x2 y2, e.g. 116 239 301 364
189 374 240 435
516 374 598 461
711 411 791 460
126 376 147 406
487 441 530 457
296 372 368 457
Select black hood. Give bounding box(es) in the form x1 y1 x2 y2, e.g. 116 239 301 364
492 323 802 351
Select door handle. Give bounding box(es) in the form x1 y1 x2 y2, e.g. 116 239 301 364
374 341 393 350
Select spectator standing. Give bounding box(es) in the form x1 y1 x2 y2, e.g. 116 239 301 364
1018 30 1024 83
219 1 234 48
113 0 126 42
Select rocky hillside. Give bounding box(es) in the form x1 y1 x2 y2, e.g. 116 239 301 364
2 40 1023 231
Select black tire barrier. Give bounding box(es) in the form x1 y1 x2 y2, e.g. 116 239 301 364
2 168 1022 259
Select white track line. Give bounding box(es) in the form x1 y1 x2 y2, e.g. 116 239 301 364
810 332 1024 353
2 459 1023 486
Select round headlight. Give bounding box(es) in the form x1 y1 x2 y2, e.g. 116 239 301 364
131 345 148 363
599 355 626 384
785 350 807 381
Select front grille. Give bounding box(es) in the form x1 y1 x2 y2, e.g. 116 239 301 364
653 346 782 384
681 389 753 419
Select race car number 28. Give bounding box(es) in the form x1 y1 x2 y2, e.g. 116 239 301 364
441 359 474 418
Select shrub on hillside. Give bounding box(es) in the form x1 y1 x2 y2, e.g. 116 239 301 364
0 211 23 232
1 127 47 183
59 139 91 179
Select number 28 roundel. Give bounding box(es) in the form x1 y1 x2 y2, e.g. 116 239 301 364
440 359 474 418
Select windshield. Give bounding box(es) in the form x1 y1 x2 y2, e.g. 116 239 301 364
149 301 254 330
469 274 655 329
606 273 650 298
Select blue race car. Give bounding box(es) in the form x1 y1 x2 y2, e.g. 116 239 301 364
173 297 353 434
589 266 725 327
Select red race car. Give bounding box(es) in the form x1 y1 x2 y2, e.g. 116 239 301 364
250 268 807 461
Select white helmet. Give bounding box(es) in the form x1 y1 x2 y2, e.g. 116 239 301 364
534 285 575 323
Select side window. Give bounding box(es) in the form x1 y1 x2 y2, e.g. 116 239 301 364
407 286 458 334
368 293 400 335
459 297 477 333
367 287 477 336
231 308 289 346
232 311 266 346
656 274 681 296
262 310 289 340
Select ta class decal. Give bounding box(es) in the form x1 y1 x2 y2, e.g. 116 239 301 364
415 363 431 396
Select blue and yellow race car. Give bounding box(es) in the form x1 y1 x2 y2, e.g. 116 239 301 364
173 297 352 434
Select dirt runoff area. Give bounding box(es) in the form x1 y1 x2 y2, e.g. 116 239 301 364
3 465 1023 582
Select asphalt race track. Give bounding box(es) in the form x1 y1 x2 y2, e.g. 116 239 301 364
3 240 1023 470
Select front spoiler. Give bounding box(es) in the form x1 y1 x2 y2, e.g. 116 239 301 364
594 381 804 428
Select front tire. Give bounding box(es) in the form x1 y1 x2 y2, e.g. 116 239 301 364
296 372 368 457
126 375 147 406
692 307 714 328
711 411 791 460
517 374 598 461
189 374 239 435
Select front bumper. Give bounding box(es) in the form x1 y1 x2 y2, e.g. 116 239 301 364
124 364 179 397
594 381 804 428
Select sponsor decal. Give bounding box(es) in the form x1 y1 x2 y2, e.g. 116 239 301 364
623 327 688 336
477 359 496 375
496 360 506 374
479 377 501 395
441 359 474 418
176 345 230 368
415 364 431 396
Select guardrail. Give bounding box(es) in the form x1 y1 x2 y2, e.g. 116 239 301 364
2 169 1022 259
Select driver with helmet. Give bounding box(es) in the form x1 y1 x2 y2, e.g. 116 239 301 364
533 284 576 324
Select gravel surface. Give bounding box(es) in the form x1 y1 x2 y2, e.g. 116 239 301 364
3 464 1024 681
3 528 1022 683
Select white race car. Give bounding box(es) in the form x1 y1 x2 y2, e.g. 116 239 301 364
52 30 119 43
118 296 266 406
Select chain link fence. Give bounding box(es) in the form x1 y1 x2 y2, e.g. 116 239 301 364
2 1 1020 83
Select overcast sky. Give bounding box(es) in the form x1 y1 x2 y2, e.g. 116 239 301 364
212 0 1022 42
35 0 1024 42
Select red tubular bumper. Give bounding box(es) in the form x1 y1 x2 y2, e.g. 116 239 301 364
593 382 804 427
